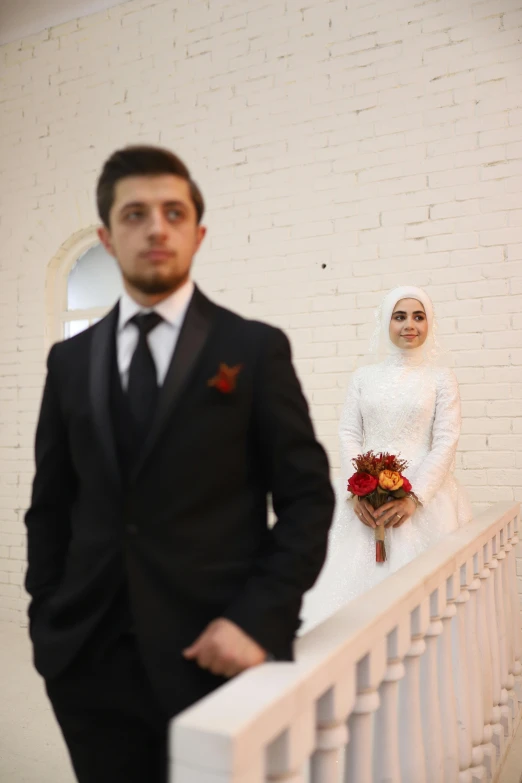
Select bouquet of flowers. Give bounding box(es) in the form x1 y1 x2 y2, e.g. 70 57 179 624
347 451 418 563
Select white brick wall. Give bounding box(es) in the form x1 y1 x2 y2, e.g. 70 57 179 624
1 0 521 624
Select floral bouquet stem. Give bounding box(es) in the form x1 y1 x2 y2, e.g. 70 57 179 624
365 487 390 563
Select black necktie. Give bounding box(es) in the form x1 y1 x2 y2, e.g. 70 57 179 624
127 312 163 442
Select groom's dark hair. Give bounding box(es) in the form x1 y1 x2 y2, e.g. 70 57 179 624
96 145 205 228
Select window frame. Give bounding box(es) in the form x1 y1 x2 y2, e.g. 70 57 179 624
47 227 120 346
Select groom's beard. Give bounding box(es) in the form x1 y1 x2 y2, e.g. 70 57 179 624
122 268 189 296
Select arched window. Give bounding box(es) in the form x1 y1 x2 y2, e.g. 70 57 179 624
63 243 124 338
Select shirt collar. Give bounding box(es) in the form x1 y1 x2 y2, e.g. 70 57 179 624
118 279 195 333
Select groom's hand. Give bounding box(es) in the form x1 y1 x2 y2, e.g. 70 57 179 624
183 618 267 678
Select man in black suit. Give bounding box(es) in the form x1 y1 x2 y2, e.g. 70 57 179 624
25 145 335 783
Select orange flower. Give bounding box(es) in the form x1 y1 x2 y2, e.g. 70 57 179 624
379 470 404 492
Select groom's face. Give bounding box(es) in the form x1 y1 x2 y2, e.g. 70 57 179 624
98 174 206 300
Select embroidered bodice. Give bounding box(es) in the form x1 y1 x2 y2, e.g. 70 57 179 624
339 359 461 505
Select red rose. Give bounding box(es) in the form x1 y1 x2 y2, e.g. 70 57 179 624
348 472 378 496
214 377 234 393
401 476 412 493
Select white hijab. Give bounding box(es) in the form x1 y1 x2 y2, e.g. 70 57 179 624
367 285 444 366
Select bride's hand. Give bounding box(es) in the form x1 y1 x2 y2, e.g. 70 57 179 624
374 497 417 528
353 497 377 528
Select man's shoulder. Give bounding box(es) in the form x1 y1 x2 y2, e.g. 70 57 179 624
49 305 117 362
50 325 94 358
209 296 285 344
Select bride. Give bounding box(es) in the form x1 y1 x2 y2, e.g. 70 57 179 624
301 285 472 633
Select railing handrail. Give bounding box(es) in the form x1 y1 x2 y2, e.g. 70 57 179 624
171 500 520 778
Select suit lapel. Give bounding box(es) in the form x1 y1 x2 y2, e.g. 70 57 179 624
131 287 216 482
89 304 121 491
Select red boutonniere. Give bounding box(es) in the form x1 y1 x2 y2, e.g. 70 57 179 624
208 363 242 394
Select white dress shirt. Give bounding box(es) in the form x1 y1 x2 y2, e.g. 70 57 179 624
117 279 194 390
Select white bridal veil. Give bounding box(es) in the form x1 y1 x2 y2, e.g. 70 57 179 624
364 285 449 366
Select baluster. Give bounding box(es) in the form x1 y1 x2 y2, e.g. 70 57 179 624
484 542 505 761
313 723 348 783
420 588 444 783
502 518 522 718
267 710 315 783
399 602 429 783
311 680 352 783
466 556 486 782
452 563 482 783
492 532 512 738
438 575 459 783
374 623 409 783
452 564 472 782
477 543 496 781
344 643 386 783
499 525 517 722
506 514 522 704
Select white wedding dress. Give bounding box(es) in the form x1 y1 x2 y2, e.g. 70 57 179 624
300 354 472 634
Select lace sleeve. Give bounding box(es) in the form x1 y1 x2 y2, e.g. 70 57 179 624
412 368 461 506
338 370 364 490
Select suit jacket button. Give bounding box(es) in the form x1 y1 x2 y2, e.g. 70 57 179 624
127 524 138 536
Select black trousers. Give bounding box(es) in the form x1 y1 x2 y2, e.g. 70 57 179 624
45 633 169 783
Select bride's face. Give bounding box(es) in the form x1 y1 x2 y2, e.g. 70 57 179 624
389 298 428 349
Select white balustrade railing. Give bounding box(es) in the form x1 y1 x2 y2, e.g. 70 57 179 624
170 502 521 783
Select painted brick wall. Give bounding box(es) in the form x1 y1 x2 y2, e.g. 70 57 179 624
0 0 521 624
